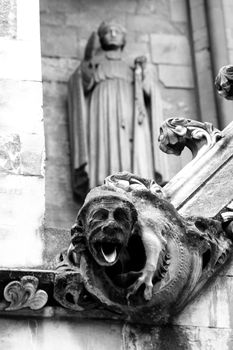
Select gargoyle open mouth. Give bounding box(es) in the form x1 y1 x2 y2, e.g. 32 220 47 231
93 240 123 266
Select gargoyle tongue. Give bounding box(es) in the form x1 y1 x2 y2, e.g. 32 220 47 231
101 244 117 263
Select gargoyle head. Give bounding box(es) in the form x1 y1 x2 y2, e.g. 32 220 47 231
67 172 232 324
77 187 138 267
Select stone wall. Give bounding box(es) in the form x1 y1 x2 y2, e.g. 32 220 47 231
0 0 44 267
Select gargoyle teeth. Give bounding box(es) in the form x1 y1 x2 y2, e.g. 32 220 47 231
101 246 117 263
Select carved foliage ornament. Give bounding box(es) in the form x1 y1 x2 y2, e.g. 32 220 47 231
158 118 222 159
3 276 48 311
54 171 232 324
215 65 233 100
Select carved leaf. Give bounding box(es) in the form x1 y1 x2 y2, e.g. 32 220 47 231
4 276 48 311
215 65 233 100
159 118 222 159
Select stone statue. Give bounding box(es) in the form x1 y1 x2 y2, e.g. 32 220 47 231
68 20 164 200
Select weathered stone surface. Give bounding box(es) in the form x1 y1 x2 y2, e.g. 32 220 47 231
174 275 233 329
20 134 44 176
151 34 192 65
127 14 178 34
42 58 79 82
40 25 82 58
45 163 79 230
223 0 233 30
136 0 170 17
0 0 16 38
0 175 44 267
162 88 197 119
170 0 188 22
159 65 194 88
0 38 41 81
123 323 233 350
0 318 123 350
195 49 218 126
0 80 43 134
226 28 233 50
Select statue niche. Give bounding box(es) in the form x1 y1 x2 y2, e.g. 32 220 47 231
54 171 233 325
68 20 163 201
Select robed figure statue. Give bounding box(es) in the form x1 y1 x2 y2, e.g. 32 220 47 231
68 21 165 200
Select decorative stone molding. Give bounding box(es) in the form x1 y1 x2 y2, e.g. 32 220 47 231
215 65 233 100
3 276 48 311
158 118 222 160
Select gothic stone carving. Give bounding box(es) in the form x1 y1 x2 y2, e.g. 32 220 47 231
159 118 222 160
215 65 233 100
3 276 48 311
55 171 232 324
68 20 164 200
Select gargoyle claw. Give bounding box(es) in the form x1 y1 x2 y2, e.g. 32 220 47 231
127 273 154 301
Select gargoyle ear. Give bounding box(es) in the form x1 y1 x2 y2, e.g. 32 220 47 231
67 243 79 266
71 220 84 237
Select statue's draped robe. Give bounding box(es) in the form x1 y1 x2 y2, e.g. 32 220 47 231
68 51 165 199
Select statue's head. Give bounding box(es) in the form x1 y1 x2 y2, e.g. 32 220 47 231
98 20 126 51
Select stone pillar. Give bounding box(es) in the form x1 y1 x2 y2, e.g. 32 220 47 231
0 0 44 266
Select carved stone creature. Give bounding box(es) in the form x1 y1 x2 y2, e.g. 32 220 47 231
159 118 222 160
63 172 232 324
215 65 233 100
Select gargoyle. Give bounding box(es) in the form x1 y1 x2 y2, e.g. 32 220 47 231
60 171 232 324
215 65 233 100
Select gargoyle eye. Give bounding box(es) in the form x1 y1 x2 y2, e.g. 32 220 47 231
92 209 109 221
113 208 128 222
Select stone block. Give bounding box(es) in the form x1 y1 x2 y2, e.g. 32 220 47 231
42 81 67 108
226 28 233 50
174 276 233 329
159 65 194 88
195 49 218 126
189 1 206 32
124 42 150 65
161 87 197 119
0 80 43 134
65 11 126 35
0 318 123 350
223 0 233 30
0 174 44 267
44 122 70 165
40 25 81 58
0 0 16 38
136 0 170 17
170 0 188 22
20 134 45 176
45 163 79 230
42 57 79 83
229 49 233 63
40 12 66 27
193 26 208 52
124 323 233 350
0 38 41 81
127 13 177 34
151 34 192 65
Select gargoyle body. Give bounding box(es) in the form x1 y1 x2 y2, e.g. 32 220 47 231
55 172 232 324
